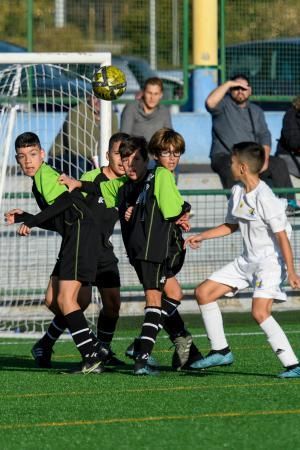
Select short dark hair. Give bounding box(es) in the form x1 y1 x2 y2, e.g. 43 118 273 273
143 77 164 92
119 136 148 161
232 141 265 174
108 132 130 152
15 132 41 152
148 128 185 157
230 73 251 86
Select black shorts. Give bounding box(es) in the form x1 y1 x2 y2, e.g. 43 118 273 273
166 249 186 278
133 260 167 291
51 217 97 283
93 258 121 289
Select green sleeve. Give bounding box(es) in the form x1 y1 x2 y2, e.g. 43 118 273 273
34 163 68 205
100 176 128 207
80 168 101 182
154 167 184 219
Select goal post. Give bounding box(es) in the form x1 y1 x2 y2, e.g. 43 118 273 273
0 52 126 335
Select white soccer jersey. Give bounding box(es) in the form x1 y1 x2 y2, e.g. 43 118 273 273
225 181 291 263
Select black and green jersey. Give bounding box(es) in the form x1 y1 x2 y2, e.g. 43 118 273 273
17 163 91 234
80 168 119 262
99 166 190 264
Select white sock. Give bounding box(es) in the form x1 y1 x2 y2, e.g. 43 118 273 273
199 302 228 351
260 316 299 368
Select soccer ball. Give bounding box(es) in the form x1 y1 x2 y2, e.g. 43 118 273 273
92 65 127 101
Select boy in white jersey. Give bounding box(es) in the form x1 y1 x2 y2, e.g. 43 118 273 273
185 141 300 378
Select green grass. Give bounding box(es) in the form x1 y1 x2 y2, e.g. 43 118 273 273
1 312 300 450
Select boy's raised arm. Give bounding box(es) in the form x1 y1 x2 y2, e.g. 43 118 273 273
184 223 239 249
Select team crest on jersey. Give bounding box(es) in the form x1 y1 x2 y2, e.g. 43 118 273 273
255 279 263 288
237 201 256 219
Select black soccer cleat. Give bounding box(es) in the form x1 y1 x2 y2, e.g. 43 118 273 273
92 340 110 364
61 352 106 375
125 337 140 360
106 348 126 367
31 341 53 369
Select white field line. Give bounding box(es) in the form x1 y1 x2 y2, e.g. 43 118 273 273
1 329 300 344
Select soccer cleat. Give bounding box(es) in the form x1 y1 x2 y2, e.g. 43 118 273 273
106 348 126 367
125 338 159 367
31 341 53 368
172 342 204 370
173 333 193 369
190 350 234 369
134 355 159 376
134 364 159 376
62 353 105 375
76 358 105 375
278 365 300 378
92 340 110 364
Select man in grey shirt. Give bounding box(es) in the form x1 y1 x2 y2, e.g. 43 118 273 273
206 74 298 212
120 77 172 143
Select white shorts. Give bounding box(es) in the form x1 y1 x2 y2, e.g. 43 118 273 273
208 255 287 303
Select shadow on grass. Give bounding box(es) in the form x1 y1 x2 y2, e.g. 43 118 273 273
0 353 137 375
181 367 276 378
0 354 275 378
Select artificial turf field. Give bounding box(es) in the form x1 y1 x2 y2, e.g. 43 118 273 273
1 311 300 450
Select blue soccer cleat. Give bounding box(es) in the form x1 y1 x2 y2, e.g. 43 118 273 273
278 365 300 378
134 353 160 376
125 338 159 367
134 364 159 376
190 350 234 369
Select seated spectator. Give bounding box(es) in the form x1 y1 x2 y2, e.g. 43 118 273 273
206 74 300 214
276 95 300 178
48 95 118 178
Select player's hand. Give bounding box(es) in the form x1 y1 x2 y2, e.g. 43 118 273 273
176 213 191 231
17 223 31 236
124 206 133 222
288 271 300 289
179 221 191 232
4 208 24 225
59 173 80 192
184 234 203 249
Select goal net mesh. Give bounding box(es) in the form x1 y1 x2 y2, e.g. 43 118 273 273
0 54 143 335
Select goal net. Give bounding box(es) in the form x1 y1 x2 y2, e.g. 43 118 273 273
0 52 137 335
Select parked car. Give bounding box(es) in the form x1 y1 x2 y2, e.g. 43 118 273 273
0 40 91 102
226 38 300 98
0 41 183 104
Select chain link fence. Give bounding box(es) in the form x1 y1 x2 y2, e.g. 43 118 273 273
0 0 188 103
223 0 300 101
